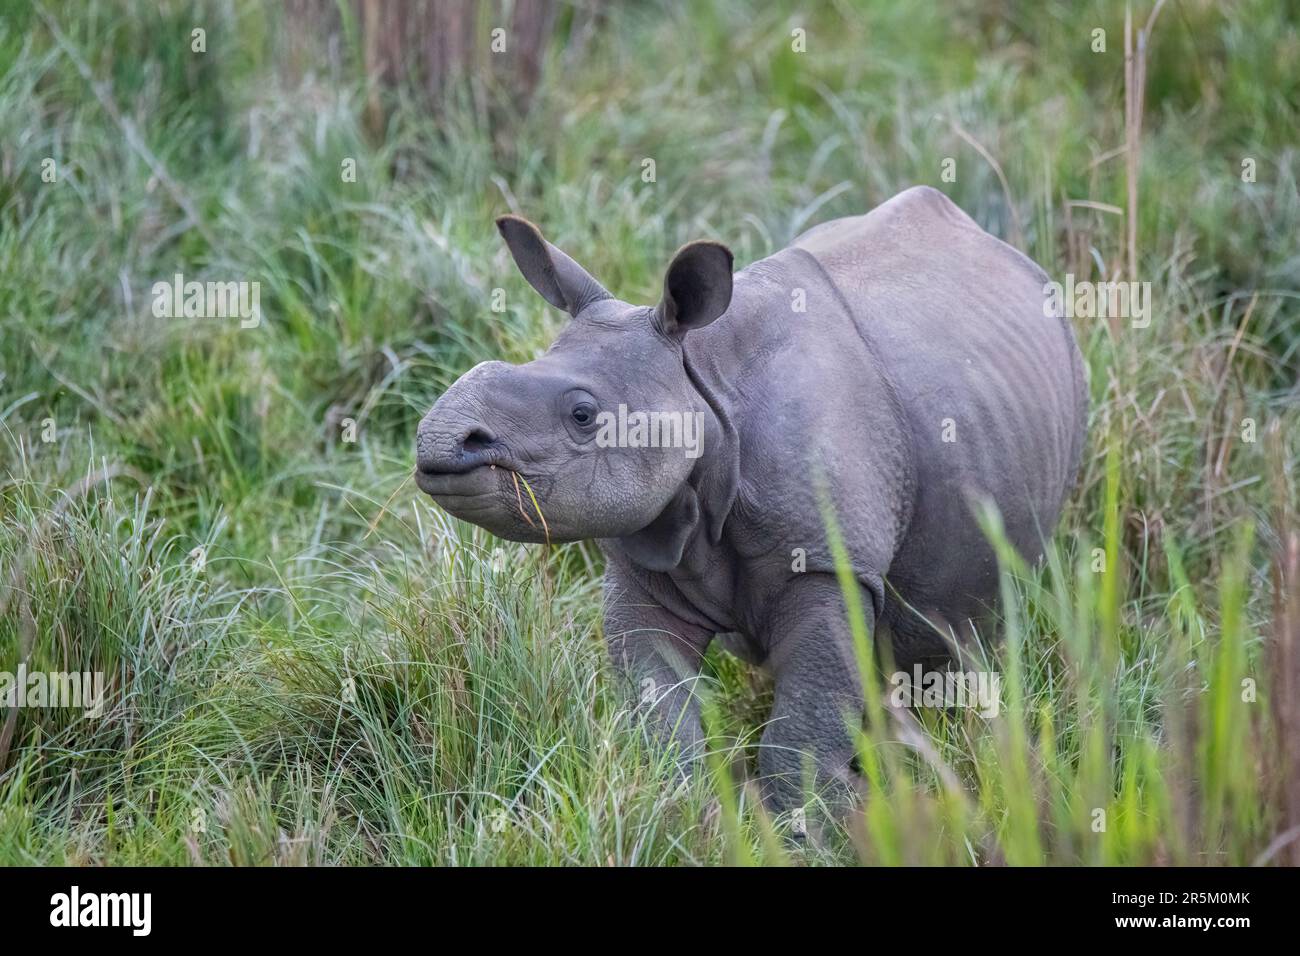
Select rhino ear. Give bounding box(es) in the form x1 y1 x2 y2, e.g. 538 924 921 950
496 215 610 316
655 241 734 336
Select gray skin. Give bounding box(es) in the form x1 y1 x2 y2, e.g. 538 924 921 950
416 186 1087 812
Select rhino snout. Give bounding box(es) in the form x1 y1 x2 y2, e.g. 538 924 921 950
416 420 501 475
416 361 517 476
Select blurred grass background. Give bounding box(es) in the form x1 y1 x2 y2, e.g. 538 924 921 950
0 0 1297 864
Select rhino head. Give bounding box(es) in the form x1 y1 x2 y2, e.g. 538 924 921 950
415 216 736 560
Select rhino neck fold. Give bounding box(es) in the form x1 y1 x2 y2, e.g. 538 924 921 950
615 352 738 573
681 350 739 546
616 483 701 572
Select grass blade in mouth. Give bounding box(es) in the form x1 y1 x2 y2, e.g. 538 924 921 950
515 472 550 547
506 467 537 530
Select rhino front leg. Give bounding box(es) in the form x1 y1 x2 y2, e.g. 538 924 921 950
759 574 872 817
602 567 714 762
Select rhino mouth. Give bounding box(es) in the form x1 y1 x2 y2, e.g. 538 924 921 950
415 460 506 499
415 461 554 540
415 429 517 491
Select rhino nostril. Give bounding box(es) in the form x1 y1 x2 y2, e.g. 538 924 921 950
461 428 495 455
416 423 500 475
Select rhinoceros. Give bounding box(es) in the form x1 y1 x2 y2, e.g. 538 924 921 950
416 186 1087 810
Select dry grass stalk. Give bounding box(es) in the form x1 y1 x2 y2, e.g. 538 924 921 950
1268 425 1300 865
1124 0 1169 287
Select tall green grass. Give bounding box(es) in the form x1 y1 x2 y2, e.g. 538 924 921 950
1 0 1297 864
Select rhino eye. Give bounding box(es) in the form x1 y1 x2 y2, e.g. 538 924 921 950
571 403 596 427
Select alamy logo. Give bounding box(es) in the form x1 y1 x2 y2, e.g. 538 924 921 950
50 886 151 936
0 666 105 718
888 666 1002 718
595 404 704 459
1042 274 1151 328
151 272 261 328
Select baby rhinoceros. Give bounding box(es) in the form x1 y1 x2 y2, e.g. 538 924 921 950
416 186 1087 812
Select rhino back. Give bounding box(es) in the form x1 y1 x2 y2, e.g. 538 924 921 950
794 185 1087 636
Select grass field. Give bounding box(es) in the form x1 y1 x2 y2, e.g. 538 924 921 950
1 0 1298 865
